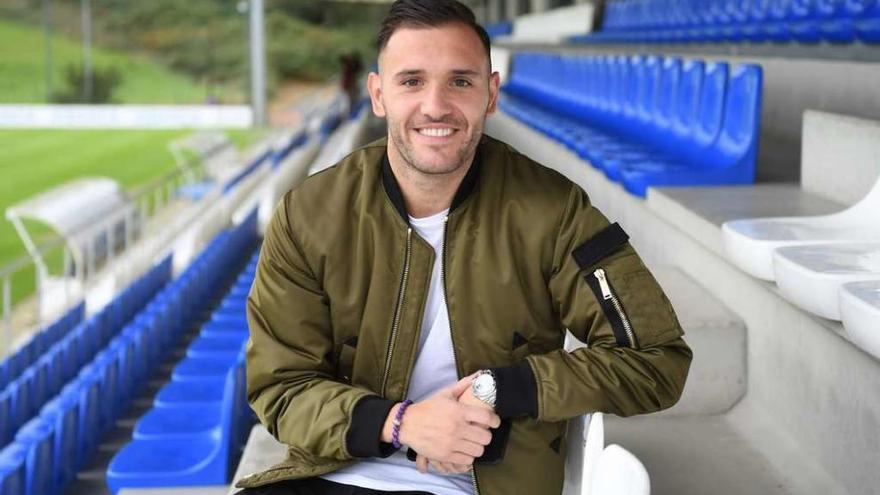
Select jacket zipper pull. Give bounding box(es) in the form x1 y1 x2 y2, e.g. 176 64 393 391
594 268 613 300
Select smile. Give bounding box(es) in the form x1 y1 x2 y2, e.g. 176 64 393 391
415 127 456 138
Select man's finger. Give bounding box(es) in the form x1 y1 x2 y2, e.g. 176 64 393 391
449 374 476 398
463 405 501 428
460 424 493 446
454 439 486 458
432 461 451 475
445 452 476 466
417 455 429 474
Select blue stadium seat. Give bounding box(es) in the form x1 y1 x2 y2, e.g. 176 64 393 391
200 320 249 339
14 418 55 495
577 0 878 44
620 64 762 195
185 334 247 361
29 358 49 417
39 350 63 400
216 299 247 316
0 443 27 495
40 392 79 494
855 0 880 41
153 373 228 409
210 311 249 327
0 363 8 396
109 336 138 409
502 52 763 197
90 350 121 434
66 374 101 469
173 353 241 380
786 0 823 42
107 361 245 493
818 0 858 40
120 325 149 391
670 60 705 154
8 371 33 435
0 390 11 447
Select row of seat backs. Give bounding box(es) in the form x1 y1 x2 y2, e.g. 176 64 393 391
105 248 259 493
504 52 763 174
0 303 84 393
0 257 172 451
0 255 175 495
0 212 260 495
595 0 880 43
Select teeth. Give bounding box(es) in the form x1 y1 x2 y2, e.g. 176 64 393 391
418 128 454 137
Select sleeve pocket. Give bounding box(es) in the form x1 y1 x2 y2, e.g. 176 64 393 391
617 269 682 348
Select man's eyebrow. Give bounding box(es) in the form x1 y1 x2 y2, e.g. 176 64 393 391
392 69 482 78
394 69 424 78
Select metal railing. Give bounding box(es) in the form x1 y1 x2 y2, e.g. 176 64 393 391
0 140 228 354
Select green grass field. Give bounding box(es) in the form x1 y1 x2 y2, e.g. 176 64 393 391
0 18 207 104
0 128 265 304
0 18 264 305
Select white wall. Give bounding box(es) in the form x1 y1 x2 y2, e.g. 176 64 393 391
0 104 253 129
801 110 880 206
511 3 595 43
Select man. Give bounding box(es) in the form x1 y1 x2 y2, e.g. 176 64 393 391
238 1 692 494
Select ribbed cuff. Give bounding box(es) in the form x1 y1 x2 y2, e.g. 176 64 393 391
491 361 538 419
346 395 397 458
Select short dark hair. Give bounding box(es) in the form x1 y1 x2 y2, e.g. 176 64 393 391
377 0 491 60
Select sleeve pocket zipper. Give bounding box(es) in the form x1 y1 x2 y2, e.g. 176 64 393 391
586 268 638 348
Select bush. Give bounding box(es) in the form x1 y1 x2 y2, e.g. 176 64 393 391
51 63 123 103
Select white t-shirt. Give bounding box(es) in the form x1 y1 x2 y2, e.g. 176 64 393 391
321 208 472 495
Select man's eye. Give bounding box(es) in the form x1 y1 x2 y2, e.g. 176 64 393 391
402 79 421 87
453 79 472 87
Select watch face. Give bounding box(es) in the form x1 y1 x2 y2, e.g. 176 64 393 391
474 374 493 394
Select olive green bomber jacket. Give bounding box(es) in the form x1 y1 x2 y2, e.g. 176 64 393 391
238 135 692 494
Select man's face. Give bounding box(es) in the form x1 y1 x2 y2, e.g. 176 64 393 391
368 22 500 176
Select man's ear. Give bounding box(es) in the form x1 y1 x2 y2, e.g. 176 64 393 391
367 72 386 118
486 71 501 116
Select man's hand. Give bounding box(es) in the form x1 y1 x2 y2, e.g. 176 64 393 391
416 373 497 475
382 375 499 469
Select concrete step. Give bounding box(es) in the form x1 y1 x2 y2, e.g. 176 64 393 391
604 412 845 495
651 266 746 416
566 266 746 416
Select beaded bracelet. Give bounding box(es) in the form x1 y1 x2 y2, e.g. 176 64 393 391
391 399 413 449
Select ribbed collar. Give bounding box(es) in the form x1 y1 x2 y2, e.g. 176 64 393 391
381 144 482 224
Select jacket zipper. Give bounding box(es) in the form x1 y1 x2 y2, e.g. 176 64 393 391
593 268 636 348
440 216 482 495
381 227 412 396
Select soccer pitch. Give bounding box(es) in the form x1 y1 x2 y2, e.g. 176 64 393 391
0 128 262 302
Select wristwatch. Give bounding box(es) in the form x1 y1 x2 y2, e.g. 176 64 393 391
472 369 497 409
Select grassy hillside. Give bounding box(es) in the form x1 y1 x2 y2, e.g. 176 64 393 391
0 18 207 104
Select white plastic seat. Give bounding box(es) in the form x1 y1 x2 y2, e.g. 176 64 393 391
721 179 880 281
590 444 651 495
562 412 604 495
772 243 880 320
840 281 880 360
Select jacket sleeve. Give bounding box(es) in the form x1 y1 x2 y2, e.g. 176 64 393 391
246 191 397 460
491 183 692 422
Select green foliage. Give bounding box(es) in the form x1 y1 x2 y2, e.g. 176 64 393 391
266 13 373 82
50 63 122 103
0 18 206 104
1 0 381 102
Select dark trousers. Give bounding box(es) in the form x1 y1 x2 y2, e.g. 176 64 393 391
236 477 435 495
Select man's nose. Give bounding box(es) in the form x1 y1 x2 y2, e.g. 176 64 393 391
420 84 453 120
